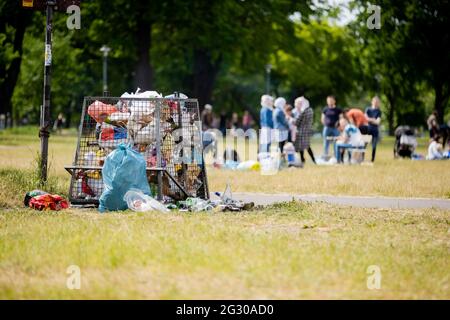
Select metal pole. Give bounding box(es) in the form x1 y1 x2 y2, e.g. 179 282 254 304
100 45 110 96
103 55 108 93
155 100 162 201
39 1 54 185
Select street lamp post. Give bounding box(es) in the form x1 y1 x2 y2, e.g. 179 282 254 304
39 0 56 185
100 45 111 96
22 0 81 185
265 64 272 95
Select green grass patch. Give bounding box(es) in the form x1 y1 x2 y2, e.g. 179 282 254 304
0 167 66 208
0 202 448 299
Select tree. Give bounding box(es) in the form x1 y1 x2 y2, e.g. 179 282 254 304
12 12 91 126
351 0 450 130
155 0 313 107
70 0 165 92
0 1 32 122
272 20 360 110
403 0 450 124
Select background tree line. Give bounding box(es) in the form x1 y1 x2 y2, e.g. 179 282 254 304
0 0 449 133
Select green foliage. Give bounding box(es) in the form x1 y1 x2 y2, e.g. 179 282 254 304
272 20 360 108
350 0 450 130
2 0 449 129
11 13 88 125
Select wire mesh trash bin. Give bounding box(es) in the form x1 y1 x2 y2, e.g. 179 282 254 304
65 95 209 206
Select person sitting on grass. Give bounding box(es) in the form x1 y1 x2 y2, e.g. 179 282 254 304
335 117 364 164
426 135 445 160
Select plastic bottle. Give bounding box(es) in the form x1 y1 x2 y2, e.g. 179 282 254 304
190 199 214 212
124 190 170 213
221 183 233 204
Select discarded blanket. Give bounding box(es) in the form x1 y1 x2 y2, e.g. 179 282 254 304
24 190 69 211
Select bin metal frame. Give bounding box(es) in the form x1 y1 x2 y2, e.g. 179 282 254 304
65 95 209 206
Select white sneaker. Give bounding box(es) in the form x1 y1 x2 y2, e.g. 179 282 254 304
328 157 337 165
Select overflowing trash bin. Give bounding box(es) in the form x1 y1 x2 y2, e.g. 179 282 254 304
65 91 209 207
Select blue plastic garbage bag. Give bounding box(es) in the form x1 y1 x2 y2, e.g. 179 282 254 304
99 144 151 212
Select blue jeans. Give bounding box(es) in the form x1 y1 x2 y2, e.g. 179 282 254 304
323 126 340 157
335 143 352 163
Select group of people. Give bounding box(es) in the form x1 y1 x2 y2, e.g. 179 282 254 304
260 95 316 164
259 94 382 165
201 104 254 135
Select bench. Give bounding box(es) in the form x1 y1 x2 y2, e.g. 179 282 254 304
347 135 372 163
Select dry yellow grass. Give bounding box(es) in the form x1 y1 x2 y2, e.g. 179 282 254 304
0 127 449 199
0 127 449 299
207 135 450 198
0 203 449 299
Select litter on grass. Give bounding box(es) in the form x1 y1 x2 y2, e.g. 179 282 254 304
24 190 69 211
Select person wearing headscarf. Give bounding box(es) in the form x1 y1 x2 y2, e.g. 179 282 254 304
273 97 289 152
259 94 274 153
294 96 316 165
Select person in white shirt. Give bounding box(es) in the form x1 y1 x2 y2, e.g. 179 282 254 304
335 118 364 163
427 136 444 160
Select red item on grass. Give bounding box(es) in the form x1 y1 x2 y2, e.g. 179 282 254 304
28 194 70 211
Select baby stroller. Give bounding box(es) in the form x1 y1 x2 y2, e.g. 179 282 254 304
394 126 417 158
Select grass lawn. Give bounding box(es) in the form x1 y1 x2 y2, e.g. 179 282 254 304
0 127 449 299
1 126 449 199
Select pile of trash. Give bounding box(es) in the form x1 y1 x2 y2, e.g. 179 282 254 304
123 184 254 213
94 142 252 213
213 142 302 174
70 88 208 204
23 185 253 213
24 190 69 211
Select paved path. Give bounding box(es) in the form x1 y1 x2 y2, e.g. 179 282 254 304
211 192 450 210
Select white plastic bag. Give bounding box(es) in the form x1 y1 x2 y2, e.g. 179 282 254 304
259 153 280 175
123 189 169 213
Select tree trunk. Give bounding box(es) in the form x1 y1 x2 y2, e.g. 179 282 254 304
434 83 449 125
192 49 222 109
0 11 32 123
134 19 153 90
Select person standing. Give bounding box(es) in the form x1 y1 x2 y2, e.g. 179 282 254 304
219 112 227 136
259 95 274 153
294 97 316 165
273 97 289 152
201 104 214 131
284 104 296 143
53 113 65 134
321 95 342 158
242 110 253 131
231 112 239 129
344 108 369 134
427 110 438 135
365 96 382 162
